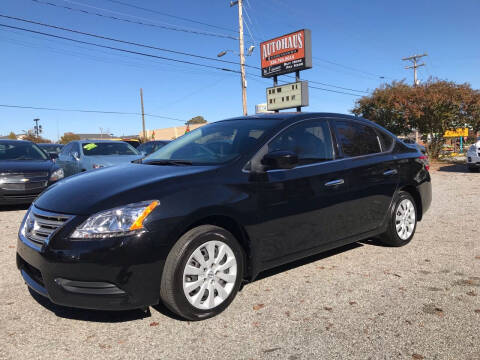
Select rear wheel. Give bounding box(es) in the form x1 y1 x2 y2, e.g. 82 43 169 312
160 225 243 321
379 191 417 247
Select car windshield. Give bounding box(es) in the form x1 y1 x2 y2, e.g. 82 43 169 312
81 142 139 156
144 119 278 165
0 142 49 161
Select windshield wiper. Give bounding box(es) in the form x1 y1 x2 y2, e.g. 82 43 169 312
144 159 193 166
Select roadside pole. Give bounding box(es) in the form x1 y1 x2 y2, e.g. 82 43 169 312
237 0 247 116
140 88 146 141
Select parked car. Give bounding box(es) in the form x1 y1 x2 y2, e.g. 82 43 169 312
56 140 142 177
0 140 64 205
400 138 427 154
110 138 141 148
137 140 170 156
17 113 431 320
37 143 64 159
466 138 480 172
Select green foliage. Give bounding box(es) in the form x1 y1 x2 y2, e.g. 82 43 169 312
187 116 207 125
59 132 81 144
352 78 479 159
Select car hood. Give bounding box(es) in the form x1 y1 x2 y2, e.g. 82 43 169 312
83 155 142 167
34 163 217 215
0 160 55 174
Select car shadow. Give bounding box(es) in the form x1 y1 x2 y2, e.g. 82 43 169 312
28 288 152 323
0 204 30 212
436 163 470 173
26 240 374 322
253 242 363 282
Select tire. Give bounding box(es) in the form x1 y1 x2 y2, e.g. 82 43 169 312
468 166 479 172
160 225 244 321
378 191 417 247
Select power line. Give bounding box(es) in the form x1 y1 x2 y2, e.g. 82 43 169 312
313 56 390 80
101 0 238 34
0 14 255 69
29 0 238 40
0 104 186 122
0 23 242 73
0 18 370 95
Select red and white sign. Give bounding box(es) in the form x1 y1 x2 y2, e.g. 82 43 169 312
260 29 312 78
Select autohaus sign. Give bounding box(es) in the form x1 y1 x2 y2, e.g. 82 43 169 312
260 29 312 78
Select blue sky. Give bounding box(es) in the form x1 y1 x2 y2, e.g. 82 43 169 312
1 0 479 141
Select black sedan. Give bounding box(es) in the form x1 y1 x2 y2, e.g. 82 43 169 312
16 113 431 320
1 140 64 205
137 140 170 156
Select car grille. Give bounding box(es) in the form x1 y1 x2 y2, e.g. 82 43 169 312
0 172 49 190
25 208 71 246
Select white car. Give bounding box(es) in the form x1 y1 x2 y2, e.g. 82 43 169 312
466 139 480 172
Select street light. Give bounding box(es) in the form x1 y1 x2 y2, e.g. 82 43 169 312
217 45 255 58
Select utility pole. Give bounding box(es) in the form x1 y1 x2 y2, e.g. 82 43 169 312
33 118 40 137
231 0 247 115
402 53 427 85
140 88 146 140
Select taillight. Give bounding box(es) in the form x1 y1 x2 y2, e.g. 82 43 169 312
419 155 430 171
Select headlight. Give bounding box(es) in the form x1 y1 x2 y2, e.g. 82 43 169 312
49 168 64 182
93 164 104 169
71 200 159 239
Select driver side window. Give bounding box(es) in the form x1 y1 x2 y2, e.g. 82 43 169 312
268 120 334 165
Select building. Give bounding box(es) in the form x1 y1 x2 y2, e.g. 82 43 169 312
75 133 114 140
142 124 206 141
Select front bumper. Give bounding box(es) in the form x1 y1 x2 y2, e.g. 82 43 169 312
16 210 167 310
467 154 480 168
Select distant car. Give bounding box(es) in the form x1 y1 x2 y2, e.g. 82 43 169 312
37 143 64 159
0 140 64 205
137 140 171 156
466 138 480 172
400 138 426 155
56 140 142 177
110 138 141 148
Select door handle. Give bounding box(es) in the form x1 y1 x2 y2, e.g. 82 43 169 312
383 169 398 176
324 179 344 187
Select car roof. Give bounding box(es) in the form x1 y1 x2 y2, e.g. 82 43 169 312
0 139 33 144
219 112 361 123
77 139 129 143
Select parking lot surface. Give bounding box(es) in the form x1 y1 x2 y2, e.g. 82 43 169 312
1 164 479 360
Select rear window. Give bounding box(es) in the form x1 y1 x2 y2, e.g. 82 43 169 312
377 130 394 152
335 121 381 157
81 142 139 156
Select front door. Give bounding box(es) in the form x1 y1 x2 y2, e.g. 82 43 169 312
251 119 352 265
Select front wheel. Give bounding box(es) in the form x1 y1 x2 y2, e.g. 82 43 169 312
160 225 244 321
378 191 417 247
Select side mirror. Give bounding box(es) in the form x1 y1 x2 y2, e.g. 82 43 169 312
261 151 298 170
72 152 80 161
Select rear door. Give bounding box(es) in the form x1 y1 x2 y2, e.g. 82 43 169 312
333 119 399 236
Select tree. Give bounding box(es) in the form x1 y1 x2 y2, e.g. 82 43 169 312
59 132 81 144
7 132 17 139
352 78 478 159
187 116 207 125
21 132 52 143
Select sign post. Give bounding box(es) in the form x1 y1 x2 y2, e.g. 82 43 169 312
260 29 312 112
